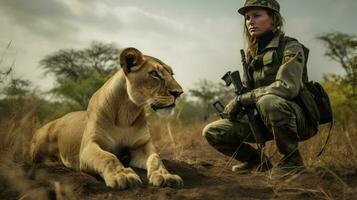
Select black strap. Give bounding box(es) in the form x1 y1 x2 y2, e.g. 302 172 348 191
317 121 334 157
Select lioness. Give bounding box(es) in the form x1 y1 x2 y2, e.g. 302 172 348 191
30 48 184 189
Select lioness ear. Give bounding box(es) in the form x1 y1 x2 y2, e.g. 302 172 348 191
120 47 144 74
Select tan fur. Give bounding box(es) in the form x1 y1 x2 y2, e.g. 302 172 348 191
30 48 184 189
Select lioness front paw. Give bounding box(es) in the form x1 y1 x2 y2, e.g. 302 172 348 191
104 167 142 189
149 171 184 188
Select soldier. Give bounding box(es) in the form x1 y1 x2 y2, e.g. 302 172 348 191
202 0 319 173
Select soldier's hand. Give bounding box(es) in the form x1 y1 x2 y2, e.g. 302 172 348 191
229 95 244 120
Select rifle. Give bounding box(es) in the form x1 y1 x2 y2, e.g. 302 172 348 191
212 101 227 119
221 70 266 147
212 49 268 166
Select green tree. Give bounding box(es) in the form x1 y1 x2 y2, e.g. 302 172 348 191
50 69 107 109
0 77 32 120
40 41 121 110
0 76 73 122
174 95 207 122
317 32 357 97
189 79 234 121
0 40 69 122
2 78 31 98
318 32 357 123
322 80 356 126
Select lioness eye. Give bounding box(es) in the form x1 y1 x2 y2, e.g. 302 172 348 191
149 71 161 80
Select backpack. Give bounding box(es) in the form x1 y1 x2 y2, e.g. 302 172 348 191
278 36 334 156
277 36 333 125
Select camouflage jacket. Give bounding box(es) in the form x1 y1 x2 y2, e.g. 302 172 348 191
224 31 306 113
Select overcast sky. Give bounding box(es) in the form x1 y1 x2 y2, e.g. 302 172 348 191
0 0 356 92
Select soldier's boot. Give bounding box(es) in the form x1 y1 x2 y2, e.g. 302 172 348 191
231 144 272 173
278 150 304 171
232 159 272 173
270 125 305 177
232 162 256 172
270 150 304 179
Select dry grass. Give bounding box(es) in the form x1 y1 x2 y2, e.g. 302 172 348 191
149 119 207 161
149 116 357 170
0 98 76 200
148 116 357 199
1 99 356 199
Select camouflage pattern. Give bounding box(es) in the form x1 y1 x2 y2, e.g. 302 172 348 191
203 95 315 165
238 0 280 15
239 31 307 106
203 31 318 166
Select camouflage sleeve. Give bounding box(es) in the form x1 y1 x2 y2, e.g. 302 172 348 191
223 96 238 114
240 40 305 105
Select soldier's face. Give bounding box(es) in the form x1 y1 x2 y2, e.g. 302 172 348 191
245 8 273 38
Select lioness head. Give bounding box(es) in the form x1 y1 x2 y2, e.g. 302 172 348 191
120 48 183 117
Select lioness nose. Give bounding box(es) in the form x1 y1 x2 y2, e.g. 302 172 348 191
169 90 183 99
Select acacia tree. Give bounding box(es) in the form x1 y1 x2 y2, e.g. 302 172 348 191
2 78 31 98
40 41 121 109
318 32 357 122
317 32 357 97
0 77 34 120
189 79 234 121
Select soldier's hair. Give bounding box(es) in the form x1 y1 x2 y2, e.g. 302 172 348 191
244 9 284 58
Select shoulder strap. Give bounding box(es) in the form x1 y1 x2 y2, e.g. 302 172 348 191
277 36 309 82
276 36 290 65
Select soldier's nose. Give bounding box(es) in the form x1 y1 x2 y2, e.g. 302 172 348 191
169 90 183 99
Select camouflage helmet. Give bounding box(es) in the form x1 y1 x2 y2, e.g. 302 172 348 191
238 0 280 15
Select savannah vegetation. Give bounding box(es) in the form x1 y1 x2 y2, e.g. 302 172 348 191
0 32 356 199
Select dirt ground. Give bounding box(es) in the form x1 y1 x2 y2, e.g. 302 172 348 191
1 118 357 200
1 140 357 200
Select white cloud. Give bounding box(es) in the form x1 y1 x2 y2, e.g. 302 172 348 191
32 2 244 91
0 0 354 93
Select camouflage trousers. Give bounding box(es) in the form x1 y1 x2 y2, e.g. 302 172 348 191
202 94 317 163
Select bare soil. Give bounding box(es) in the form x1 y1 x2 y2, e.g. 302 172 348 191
1 141 357 200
